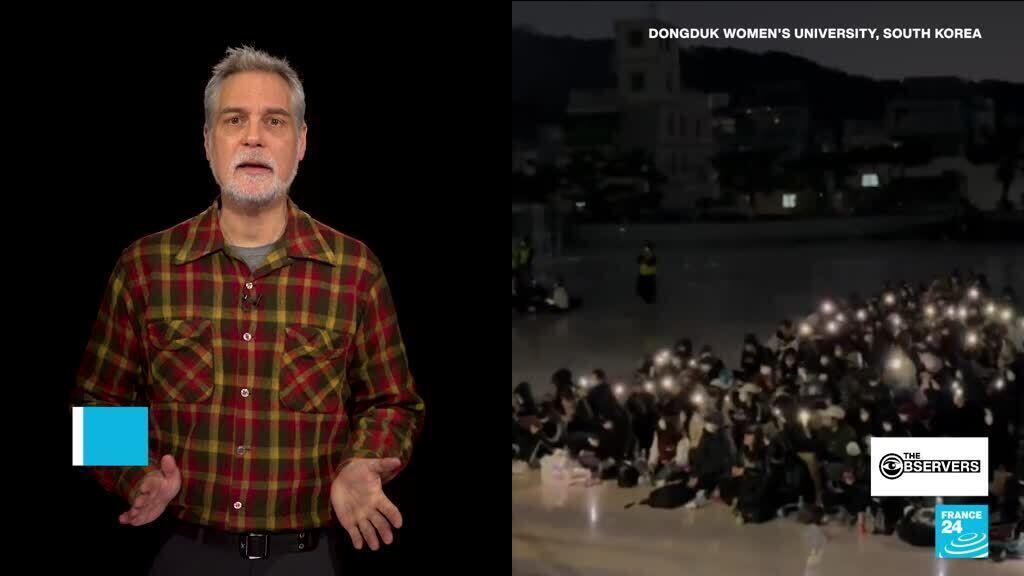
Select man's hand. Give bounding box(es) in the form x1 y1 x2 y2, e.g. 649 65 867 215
331 458 403 551
119 454 181 526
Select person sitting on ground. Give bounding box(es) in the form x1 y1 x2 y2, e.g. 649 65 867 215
647 403 691 486
684 411 736 508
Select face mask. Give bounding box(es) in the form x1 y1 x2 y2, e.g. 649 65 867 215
821 356 830 366
704 424 718 434
819 373 829 382
835 349 843 358
865 335 874 344
739 392 750 403
882 422 893 432
658 418 667 431
786 359 795 367
898 414 909 423
860 412 870 423
984 410 993 426
869 379 879 387
798 368 808 379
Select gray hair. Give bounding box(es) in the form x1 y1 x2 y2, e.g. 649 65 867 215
204 45 306 131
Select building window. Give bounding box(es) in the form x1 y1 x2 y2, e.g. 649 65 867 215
629 30 644 48
631 72 645 93
783 194 797 209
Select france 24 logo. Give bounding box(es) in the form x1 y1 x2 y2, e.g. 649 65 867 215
935 504 988 559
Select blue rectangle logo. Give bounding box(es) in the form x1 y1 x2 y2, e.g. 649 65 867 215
72 407 148 466
935 504 988 559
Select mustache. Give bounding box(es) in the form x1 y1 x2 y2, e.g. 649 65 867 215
231 151 276 170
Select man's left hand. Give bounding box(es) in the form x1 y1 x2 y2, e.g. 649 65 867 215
331 458 403 551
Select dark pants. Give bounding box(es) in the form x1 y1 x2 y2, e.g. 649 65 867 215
148 528 339 576
636 275 656 303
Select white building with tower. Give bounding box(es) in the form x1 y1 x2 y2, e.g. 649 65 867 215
612 18 718 212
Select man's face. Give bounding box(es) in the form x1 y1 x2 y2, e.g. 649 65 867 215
205 71 307 207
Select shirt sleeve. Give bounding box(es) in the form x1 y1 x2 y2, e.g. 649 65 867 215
73 251 160 503
338 265 425 481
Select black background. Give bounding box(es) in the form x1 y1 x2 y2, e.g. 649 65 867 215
13 21 497 575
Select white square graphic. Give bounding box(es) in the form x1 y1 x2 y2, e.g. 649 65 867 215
870 437 988 496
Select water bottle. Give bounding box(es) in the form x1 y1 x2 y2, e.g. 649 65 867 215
865 508 875 533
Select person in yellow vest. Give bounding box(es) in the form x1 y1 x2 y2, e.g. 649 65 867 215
636 241 657 304
513 236 534 313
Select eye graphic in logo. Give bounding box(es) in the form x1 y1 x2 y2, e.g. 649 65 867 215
879 453 904 479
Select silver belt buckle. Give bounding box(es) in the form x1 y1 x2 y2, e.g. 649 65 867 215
240 532 269 560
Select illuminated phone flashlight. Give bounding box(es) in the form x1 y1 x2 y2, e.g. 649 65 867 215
825 321 838 334
644 380 656 394
995 378 1005 391
688 358 698 368
772 407 782 418
888 355 903 371
965 331 978 347
579 376 589 388
924 305 936 318
968 287 979 300
954 386 963 399
951 380 961 393
661 376 675 391
1000 307 1013 322
836 313 846 323
890 314 902 328
945 305 956 319
984 302 996 316
655 349 671 367
614 383 626 398
856 309 867 322
821 300 834 315
884 293 896 306
799 323 812 336
957 306 967 321
799 409 810 426
691 392 704 406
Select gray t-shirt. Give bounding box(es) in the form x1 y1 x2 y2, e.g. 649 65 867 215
228 242 276 273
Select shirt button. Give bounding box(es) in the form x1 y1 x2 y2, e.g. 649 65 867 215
233 501 243 510
240 388 251 398
243 332 253 342
245 282 254 290
236 446 247 456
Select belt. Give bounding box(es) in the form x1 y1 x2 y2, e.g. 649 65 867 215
171 521 321 560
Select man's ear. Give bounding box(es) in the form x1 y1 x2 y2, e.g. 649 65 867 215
297 122 308 162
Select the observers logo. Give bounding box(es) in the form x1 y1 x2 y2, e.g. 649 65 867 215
877 452 981 480
870 437 987 496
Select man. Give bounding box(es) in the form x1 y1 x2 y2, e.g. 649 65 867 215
635 241 657 304
74 46 424 574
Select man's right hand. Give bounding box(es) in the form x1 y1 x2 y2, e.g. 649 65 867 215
119 454 181 526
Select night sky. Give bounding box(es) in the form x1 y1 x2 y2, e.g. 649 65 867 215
512 1 1024 82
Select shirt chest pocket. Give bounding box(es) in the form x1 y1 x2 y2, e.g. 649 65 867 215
279 325 350 414
145 319 215 404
